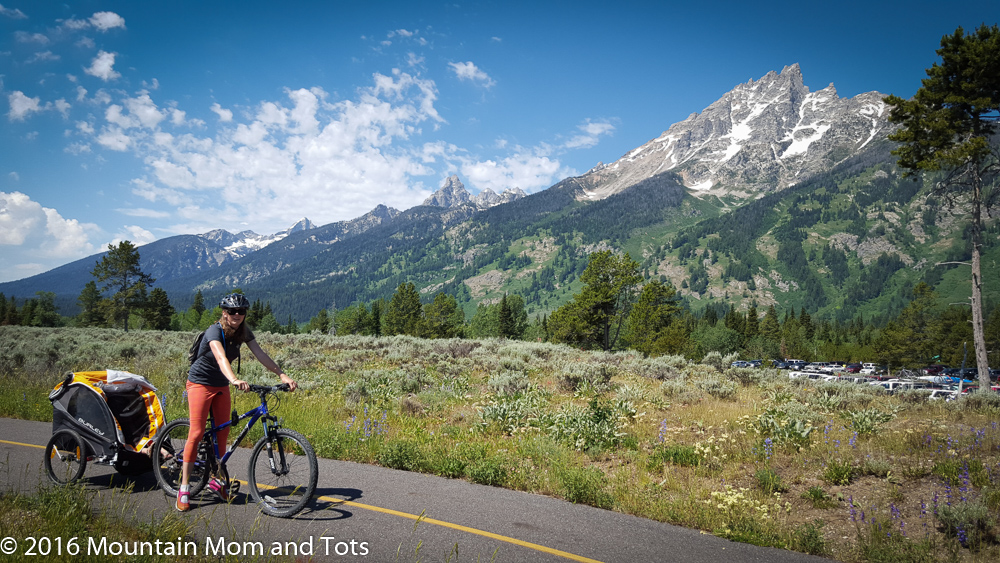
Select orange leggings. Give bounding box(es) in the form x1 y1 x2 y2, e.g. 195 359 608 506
183 381 231 464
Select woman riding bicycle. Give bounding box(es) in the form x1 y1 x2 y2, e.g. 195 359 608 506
177 293 297 512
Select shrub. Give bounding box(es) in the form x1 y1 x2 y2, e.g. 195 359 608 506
659 378 703 404
487 370 531 395
559 466 614 509
801 486 837 509
544 398 628 451
937 498 994 549
755 467 788 494
556 363 614 393
823 459 854 485
647 444 700 469
789 520 827 556
467 457 508 487
840 407 895 436
956 390 1000 413
858 457 892 479
694 375 738 400
377 441 426 472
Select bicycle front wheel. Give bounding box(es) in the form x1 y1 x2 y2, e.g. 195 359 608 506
152 418 210 497
247 429 318 517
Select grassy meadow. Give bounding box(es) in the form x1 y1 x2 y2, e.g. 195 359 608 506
2 325 1000 562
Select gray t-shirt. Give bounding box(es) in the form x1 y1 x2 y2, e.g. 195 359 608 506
188 322 255 387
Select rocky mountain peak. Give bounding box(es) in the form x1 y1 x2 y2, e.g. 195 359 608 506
578 64 891 200
423 175 527 209
423 175 471 208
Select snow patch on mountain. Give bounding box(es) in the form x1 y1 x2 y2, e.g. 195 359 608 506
211 218 315 258
576 64 894 200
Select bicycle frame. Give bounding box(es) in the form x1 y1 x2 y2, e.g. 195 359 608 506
200 386 285 476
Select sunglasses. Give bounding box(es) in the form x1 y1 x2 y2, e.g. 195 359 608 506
225 308 247 316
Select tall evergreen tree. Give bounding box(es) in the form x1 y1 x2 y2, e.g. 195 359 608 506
192 290 206 315
761 305 781 342
624 280 683 356
383 282 423 336
91 240 155 331
497 294 516 339
744 306 760 340
77 281 105 327
885 24 1000 389
422 292 464 338
549 251 642 350
144 287 175 330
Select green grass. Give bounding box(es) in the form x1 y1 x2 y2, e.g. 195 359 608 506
3 325 1000 562
0 483 237 563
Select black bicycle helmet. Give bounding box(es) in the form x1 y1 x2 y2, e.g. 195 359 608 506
220 293 250 309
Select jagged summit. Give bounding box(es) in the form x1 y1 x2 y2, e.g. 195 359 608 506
579 63 891 200
422 175 527 210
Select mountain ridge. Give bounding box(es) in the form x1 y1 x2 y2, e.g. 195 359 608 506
3 64 995 324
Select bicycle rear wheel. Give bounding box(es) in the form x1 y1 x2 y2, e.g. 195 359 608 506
152 418 210 497
247 429 318 517
44 429 87 484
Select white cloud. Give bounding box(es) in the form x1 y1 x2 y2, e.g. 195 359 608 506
0 191 99 273
109 225 155 248
15 31 48 44
28 51 60 63
96 126 132 151
563 119 616 149
53 98 71 118
0 4 27 19
8 172 18 181
460 149 568 194
82 71 449 233
85 51 120 81
90 11 126 32
116 207 170 218
210 102 233 122
125 93 165 128
448 61 496 88
7 91 42 121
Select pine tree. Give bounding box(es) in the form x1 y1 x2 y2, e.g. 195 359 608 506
624 280 682 356
91 240 155 331
885 24 1000 389
77 281 105 327
192 290 205 314
144 288 175 330
761 305 781 342
422 292 464 338
498 294 516 339
549 251 642 350
744 306 760 339
383 282 423 336
799 308 814 340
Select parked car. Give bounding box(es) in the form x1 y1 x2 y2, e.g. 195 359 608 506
845 364 862 373
922 365 947 375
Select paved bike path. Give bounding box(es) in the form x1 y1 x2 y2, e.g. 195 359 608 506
1 418 831 562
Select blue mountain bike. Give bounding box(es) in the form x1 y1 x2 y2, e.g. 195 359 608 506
151 383 318 518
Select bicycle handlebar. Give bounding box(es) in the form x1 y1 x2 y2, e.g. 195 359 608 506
248 383 291 393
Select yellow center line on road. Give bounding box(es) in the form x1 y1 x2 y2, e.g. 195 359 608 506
327 496 603 563
3 438 603 563
0 439 44 449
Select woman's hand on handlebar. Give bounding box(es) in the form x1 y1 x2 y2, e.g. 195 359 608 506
232 378 250 391
279 372 297 391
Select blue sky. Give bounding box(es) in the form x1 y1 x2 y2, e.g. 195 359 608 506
0 0 995 283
